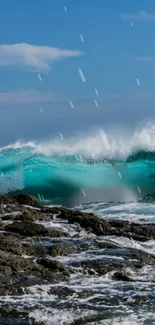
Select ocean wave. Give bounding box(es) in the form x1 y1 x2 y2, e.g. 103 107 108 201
1 124 155 205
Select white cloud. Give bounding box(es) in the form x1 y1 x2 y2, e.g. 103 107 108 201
0 43 84 72
0 89 154 106
120 10 155 21
0 89 65 104
135 56 155 62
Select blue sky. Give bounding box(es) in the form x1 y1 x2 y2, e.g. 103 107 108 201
1 0 155 145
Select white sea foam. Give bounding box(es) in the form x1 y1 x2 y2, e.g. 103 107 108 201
1 122 155 159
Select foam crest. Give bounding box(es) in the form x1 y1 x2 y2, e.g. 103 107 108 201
1 123 155 159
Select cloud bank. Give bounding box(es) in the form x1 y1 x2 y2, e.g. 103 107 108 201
0 43 84 72
0 89 65 104
120 10 155 21
135 56 155 62
0 89 153 106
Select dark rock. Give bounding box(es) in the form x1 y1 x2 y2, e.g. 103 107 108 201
13 210 52 222
41 207 60 215
23 243 48 257
70 246 155 276
0 221 5 231
0 249 70 295
5 221 48 237
24 243 75 258
94 240 120 250
109 220 155 242
37 258 70 276
1 209 53 222
99 247 155 266
133 296 150 303
112 271 132 282
109 220 130 228
0 234 23 255
14 211 40 222
13 194 39 207
62 210 111 236
49 244 76 257
71 259 129 275
1 213 22 221
0 195 17 205
57 208 155 242
48 228 69 237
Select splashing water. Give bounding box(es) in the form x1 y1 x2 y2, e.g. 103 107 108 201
1 124 155 205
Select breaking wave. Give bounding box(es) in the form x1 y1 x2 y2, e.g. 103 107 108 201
1 124 155 205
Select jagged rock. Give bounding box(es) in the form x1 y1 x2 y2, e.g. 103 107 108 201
0 234 23 255
49 244 76 257
13 194 39 207
5 221 48 237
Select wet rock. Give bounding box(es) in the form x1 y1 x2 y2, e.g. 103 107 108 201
133 296 150 303
48 228 69 237
5 221 48 237
49 286 75 298
88 247 155 267
70 245 155 276
56 208 155 242
112 271 132 282
37 258 70 277
13 194 39 207
109 220 155 242
71 259 129 275
0 221 5 231
41 207 60 215
1 209 53 222
23 243 48 257
1 212 22 221
109 220 130 228
0 195 17 205
61 210 111 236
49 244 76 257
0 233 23 255
94 240 120 250
12 210 52 222
0 249 70 295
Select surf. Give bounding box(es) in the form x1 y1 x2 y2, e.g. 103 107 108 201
1 123 155 206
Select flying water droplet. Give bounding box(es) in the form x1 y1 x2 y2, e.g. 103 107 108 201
136 78 140 86
70 101 74 108
64 6 67 12
40 108 43 113
130 21 133 27
94 100 99 107
38 73 42 81
60 133 64 140
80 34 84 42
95 88 99 96
78 68 86 83
82 189 86 196
38 193 42 201
118 172 122 179
137 186 141 194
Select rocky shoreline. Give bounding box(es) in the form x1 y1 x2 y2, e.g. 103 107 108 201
0 194 155 297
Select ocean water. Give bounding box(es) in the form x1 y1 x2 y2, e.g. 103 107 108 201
1 124 155 206
1 125 155 324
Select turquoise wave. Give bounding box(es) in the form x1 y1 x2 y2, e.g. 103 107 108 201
1 141 155 206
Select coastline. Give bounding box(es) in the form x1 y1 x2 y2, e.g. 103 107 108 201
0 194 155 323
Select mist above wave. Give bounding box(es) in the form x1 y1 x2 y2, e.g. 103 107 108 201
1 122 155 161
